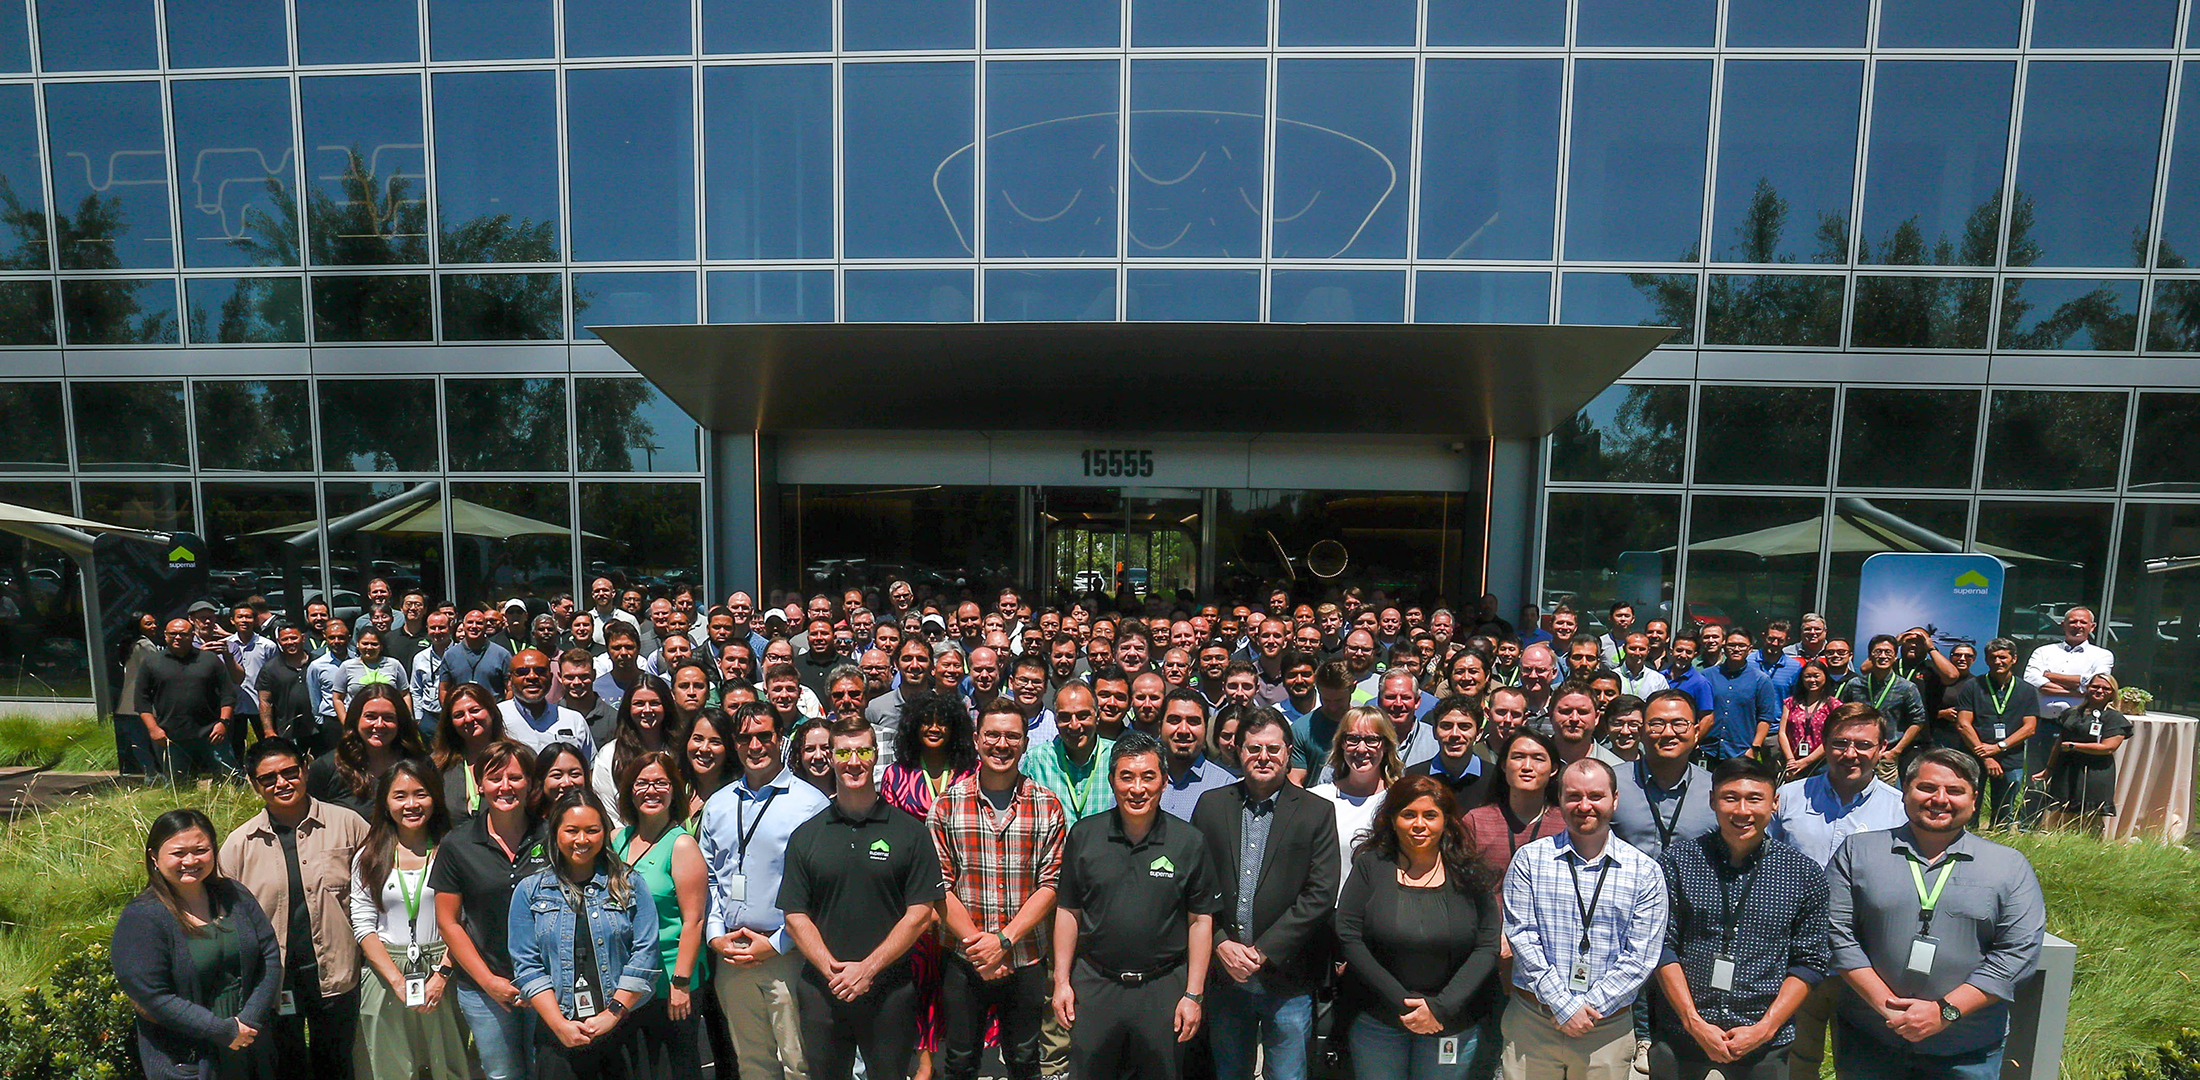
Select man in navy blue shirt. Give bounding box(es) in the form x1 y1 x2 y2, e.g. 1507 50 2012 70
1663 635 1717 716
1700 630 1780 764
1750 622 1804 703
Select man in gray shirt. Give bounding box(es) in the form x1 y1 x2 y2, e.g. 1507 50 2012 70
1612 689 1719 862
1826 747 2045 1079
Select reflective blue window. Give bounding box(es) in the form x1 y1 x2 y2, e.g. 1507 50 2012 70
704 0 830 53
0 281 53 343
46 81 171 270
984 269 1115 321
1998 278 2140 352
1858 63 2012 267
1877 0 2018 47
1274 60 1412 260
1125 268 1259 321
575 271 696 341
566 0 691 56
706 270 834 322
1561 271 1694 345
843 63 974 259
0 1 27 72
0 85 49 269
172 79 296 269
986 61 1118 259
36 0 155 71
441 273 564 340
62 278 178 344
1575 0 1713 46
313 274 431 340
846 0 973 50
1414 271 1551 324
1725 0 1866 47
296 0 419 65
1704 274 1844 346
1128 61 1265 259
2149 280 2200 352
2012 62 2166 270
990 0 1117 48
1851 275 1991 348
845 269 974 322
2031 0 2176 47
185 277 304 343
1712 62 1860 265
1132 0 1265 47
1418 59 1559 262
301 75 428 266
1280 0 1412 46
429 0 553 60
1427 0 1563 45
1564 60 1709 263
433 71 561 264
1271 270 1403 322
569 68 695 262
165 0 287 68
2161 71 2200 270
704 65 832 261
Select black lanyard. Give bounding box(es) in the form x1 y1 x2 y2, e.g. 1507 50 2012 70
734 787 780 874
1716 855 1759 957
1500 801 1544 856
1566 852 1611 955
1638 761 1691 849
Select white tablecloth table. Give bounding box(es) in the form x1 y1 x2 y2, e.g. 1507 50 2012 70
2106 710 2196 843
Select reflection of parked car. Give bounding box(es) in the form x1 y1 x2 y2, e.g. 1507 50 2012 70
208 569 261 601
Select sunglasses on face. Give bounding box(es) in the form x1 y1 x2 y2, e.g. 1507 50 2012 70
252 764 303 788
831 746 878 763
513 665 548 676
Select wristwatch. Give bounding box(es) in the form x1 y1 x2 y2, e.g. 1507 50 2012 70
996 931 1015 954
606 999 630 1018
434 963 455 981
1182 991 1204 1005
1937 999 1961 1024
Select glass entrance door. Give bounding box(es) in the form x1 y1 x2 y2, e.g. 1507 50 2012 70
1038 487 1203 606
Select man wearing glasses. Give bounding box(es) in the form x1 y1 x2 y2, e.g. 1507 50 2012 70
1767 703 1908 1077
220 736 371 1077
703 702 833 1080
780 716 945 1080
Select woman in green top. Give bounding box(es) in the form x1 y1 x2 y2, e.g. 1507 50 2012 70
611 749 709 1080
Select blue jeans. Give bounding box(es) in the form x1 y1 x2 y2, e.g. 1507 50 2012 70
1348 1012 1479 1080
1209 980 1313 1080
1832 1017 2003 1080
454 982 536 1080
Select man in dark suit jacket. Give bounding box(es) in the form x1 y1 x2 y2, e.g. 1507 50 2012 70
1191 708 1341 1080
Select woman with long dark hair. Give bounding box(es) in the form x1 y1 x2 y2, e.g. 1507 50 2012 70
590 675 677 828
1777 660 1838 780
113 808 280 1080
533 742 594 818
611 750 709 1080
789 715 837 796
1335 774 1501 1080
680 708 731 819
435 682 506 815
510 791 659 1080
1462 729 1565 888
876 693 979 1080
429 739 549 1080
309 683 432 818
350 758 468 1080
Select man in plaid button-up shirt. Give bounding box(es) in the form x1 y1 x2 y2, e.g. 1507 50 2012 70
929 699 1068 1080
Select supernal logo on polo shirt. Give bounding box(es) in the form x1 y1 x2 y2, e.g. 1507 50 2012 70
869 838 892 860
1149 855 1176 878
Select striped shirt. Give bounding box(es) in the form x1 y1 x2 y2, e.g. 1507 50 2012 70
1503 830 1668 1024
1023 735 1117 825
928 774 1066 969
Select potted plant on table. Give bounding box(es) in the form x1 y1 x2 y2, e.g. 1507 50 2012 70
2117 686 2153 716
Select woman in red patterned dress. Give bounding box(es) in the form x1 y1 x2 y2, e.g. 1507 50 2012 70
877 691 979 1080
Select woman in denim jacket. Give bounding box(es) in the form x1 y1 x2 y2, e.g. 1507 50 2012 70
508 790 660 1080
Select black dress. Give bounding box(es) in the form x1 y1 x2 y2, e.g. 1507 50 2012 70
2044 706 2132 815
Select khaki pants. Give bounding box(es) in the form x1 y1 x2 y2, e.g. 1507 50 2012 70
1502 999 1635 1080
716 949 810 1080
1785 979 1844 1080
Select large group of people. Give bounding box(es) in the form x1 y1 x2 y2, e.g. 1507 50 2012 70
113 578 2091 1080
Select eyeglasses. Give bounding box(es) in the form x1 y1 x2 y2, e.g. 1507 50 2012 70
1825 739 1880 753
512 665 548 675
251 764 302 788
1341 735 1387 748
732 731 776 746
831 746 879 763
1643 719 1695 733
632 779 673 793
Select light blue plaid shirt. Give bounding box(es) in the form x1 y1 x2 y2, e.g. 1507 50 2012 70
1503 830 1668 1025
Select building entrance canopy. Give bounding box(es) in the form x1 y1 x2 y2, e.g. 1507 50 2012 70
593 322 1673 438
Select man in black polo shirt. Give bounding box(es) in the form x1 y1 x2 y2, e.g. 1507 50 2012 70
1053 731 1223 1080
779 716 946 1080
254 623 319 753
1953 637 2040 830
138 617 235 779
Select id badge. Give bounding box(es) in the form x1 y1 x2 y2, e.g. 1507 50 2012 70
404 976 427 1008
725 874 746 903
2089 720 2103 738
1437 1037 1460 1065
1710 956 1736 992
1906 936 1938 975
1568 960 1592 991
572 988 598 1019
1989 723 2006 742
277 990 298 1017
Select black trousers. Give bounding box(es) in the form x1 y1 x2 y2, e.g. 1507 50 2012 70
272 983 358 1080
693 971 739 1078
939 954 1049 1080
623 995 700 1080
534 1016 634 1080
1069 960 1186 1080
1649 1038 1788 1080
796 960 920 1080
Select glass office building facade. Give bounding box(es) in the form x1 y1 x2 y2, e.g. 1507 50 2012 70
3 0 2200 706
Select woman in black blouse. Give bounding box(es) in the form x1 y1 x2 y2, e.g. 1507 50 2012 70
1335 772 1501 1080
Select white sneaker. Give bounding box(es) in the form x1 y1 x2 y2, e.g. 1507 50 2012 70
1634 1040 1652 1075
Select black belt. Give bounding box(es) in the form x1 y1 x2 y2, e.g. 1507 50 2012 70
1078 957 1182 986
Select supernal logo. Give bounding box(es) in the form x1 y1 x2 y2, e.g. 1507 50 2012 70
1148 855 1176 878
869 838 892 860
1953 569 1991 596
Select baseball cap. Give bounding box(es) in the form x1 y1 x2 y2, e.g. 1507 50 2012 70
503 597 528 612
186 600 219 615
921 612 947 631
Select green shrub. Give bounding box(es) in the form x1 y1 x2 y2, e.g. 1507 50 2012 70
0 942 137 1080
2103 1029 2200 1080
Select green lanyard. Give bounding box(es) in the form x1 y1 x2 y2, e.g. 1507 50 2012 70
1906 852 1953 933
1986 676 2015 717
1869 673 1895 709
395 848 435 959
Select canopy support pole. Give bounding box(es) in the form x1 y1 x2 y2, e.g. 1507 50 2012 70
280 481 442 617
